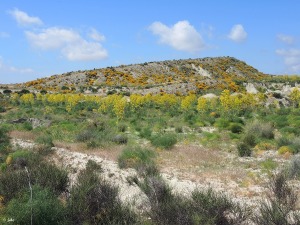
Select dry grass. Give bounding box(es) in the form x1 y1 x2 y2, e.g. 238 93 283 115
53 141 124 161
157 144 248 186
9 130 36 141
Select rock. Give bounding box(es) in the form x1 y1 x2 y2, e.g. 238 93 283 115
111 134 128 144
28 118 51 129
191 64 211 78
10 118 27 124
201 93 218 99
281 85 293 96
245 83 258 94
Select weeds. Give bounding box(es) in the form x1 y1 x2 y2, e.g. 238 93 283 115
118 145 158 176
151 133 177 149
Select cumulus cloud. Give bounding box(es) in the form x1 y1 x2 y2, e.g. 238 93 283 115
9 8 43 26
88 28 106 42
149 20 206 52
277 34 295 45
25 27 108 61
25 28 81 50
276 48 300 72
62 40 108 61
228 24 247 43
0 57 34 74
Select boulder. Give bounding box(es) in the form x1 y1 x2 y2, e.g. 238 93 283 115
245 83 258 94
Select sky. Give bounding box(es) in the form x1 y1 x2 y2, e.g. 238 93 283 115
0 0 300 84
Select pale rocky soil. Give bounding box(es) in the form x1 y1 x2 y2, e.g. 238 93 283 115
11 138 299 212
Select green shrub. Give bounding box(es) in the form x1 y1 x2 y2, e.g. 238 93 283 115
229 123 243 133
86 159 103 172
118 146 157 176
237 142 252 157
139 176 249 225
151 133 177 149
254 172 300 225
67 164 138 224
286 156 300 179
76 129 95 142
280 126 300 135
261 158 277 170
260 123 275 139
0 153 68 203
139 126 152 139
35 134 54 149
31 162 69 196
0 105 6 112
23 121 33 131
214 118 230 129
241 133 257 147
191 188 249 225
276 136 293 147
0 169 28 204
245 121 274 140
290 137 300 154
0 126 10 154
118 123 127 132
5 185 66 225
278 146 293 155
175 126 183 133
111 134 128 144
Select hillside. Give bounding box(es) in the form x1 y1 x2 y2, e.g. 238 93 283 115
11 56 273 94
1 56 300 224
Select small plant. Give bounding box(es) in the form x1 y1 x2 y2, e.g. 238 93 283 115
241 133 257 147
67 163 137 224
214 117 230 129
0 126 10 154
35 134 54 149
86 159 103 172
229 123 243 133
0 105 6 112
22 121 33 131
118 146 157 176
111 134 128 144
118 123 127 132
245 121 274 140
237 142 252 157
5 185 66 225
151 133 177 149
254 172 300 225
175 126 183 133
278 146 293 155
260 158 278 173
139 126 152 139
286 156 300 179
76 129 95 142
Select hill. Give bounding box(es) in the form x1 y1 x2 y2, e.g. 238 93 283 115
9 56 271 94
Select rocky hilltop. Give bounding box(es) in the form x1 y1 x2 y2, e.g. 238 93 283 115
4 56 300 95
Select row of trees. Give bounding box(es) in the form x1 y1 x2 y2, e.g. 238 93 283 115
9 89 300 121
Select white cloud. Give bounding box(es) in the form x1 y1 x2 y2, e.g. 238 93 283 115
0 57 34 74
62 40 108 61
149 20 206 52
88 28 105 42
277 34 295 45
25 27 81 50
9 8 43 26
26 27 108 61
276 48 300 72
228 24 247 43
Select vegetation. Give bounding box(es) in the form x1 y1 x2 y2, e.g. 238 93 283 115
1 56 300 224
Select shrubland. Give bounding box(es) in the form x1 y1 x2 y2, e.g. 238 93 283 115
1 81 300 224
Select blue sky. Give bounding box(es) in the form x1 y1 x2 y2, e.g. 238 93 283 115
0 0 300 84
